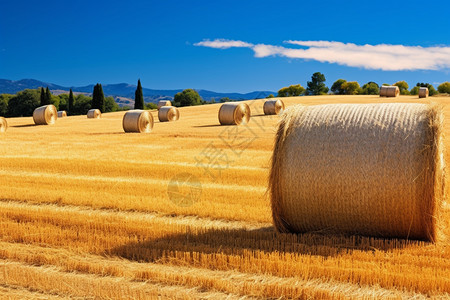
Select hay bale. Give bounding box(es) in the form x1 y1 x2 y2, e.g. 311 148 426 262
270 103 445 241
218 102 251 125
57 111 67 118
158 106 180 122
157 100 172 110
419 87 429 98
123 110 154 133
0 117 7 133
33 105 57 125
87 109 101 119
380 86 399 97
264 99 285 115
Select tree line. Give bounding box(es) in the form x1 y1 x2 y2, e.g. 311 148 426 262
275 72 450 97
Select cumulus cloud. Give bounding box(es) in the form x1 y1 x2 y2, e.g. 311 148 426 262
195 39 450 71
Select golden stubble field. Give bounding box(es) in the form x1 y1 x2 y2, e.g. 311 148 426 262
1 95 450 299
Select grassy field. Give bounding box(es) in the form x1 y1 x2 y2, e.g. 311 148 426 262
1 95 450 299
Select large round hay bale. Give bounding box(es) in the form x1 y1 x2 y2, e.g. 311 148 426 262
419 87 429 98
158 106 180 122
57 111 67 118
87 109 101 119
33 105 57 125
0 117 7 133
157 100 172 110
264 99 285 115
380 86 399 97
218 102 251 125
122 110 154 133
270 103 445 242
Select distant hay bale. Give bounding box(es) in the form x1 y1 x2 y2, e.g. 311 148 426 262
419 87 429 98
157 100 172 110
218 102 251 125
264 99 285 115
57 111 67 118
87 109 101 119
158 106 180 122
270 103 445 242
122 110 154 133
0 117 7 133
33 105 57 125
380 86 400 97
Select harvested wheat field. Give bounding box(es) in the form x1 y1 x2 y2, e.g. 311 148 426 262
1 95 450 299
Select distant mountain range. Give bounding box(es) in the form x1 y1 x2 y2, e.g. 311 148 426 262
0 79 275 106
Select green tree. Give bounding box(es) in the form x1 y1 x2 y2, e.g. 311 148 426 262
145 102 158 110
341 81 360 95
306 72 329 95
331 79 347 95
411 83 438 96
438 82 450 94
45 87 52 104
6 89 40 117
220 97 231 103
39 87 46 106
266 94 275 98
92 83 106 112
361 82 380 95
0 94 13 116
105 96 119 112
134 79 144 110
68 89 74 114
277 84 305 97
173 89 202 107
73 94 92 115
393 81 410 95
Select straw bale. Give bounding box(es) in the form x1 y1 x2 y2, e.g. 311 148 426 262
218 102 251 125
270 103 445 241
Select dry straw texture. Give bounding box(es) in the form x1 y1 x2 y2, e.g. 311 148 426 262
218 102 251 125
264 99 285 115
57 111 67 118
122 110 154 133
380 86 400 97
419 87 429 98
270 103 445 242
157 100 172 110
87 109 101 119
158 106 180 122
0 117 7 133
33 105 57 125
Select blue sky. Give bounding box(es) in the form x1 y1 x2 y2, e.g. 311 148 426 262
1 0 450 93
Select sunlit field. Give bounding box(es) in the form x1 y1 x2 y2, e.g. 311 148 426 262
1 95 450 299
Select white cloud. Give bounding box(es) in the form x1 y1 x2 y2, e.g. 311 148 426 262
195 39 450 71
194 39 253 49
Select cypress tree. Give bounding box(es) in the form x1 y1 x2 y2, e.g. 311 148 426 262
40 87 45 106
98 84 105 113
134 79 144 109
68 89 74 114
45 87 52 105
92 84 99 110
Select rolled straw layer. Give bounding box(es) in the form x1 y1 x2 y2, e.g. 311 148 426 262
218 102 251 125
380 86 399 97
0 117 7 133
157 100 172 110
33 105 57 125
270 103 445 241
264 99 285 115
123 110 154 133
57 111 67 118
87 109 101 119
158 106 180 122
419 87 429 98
